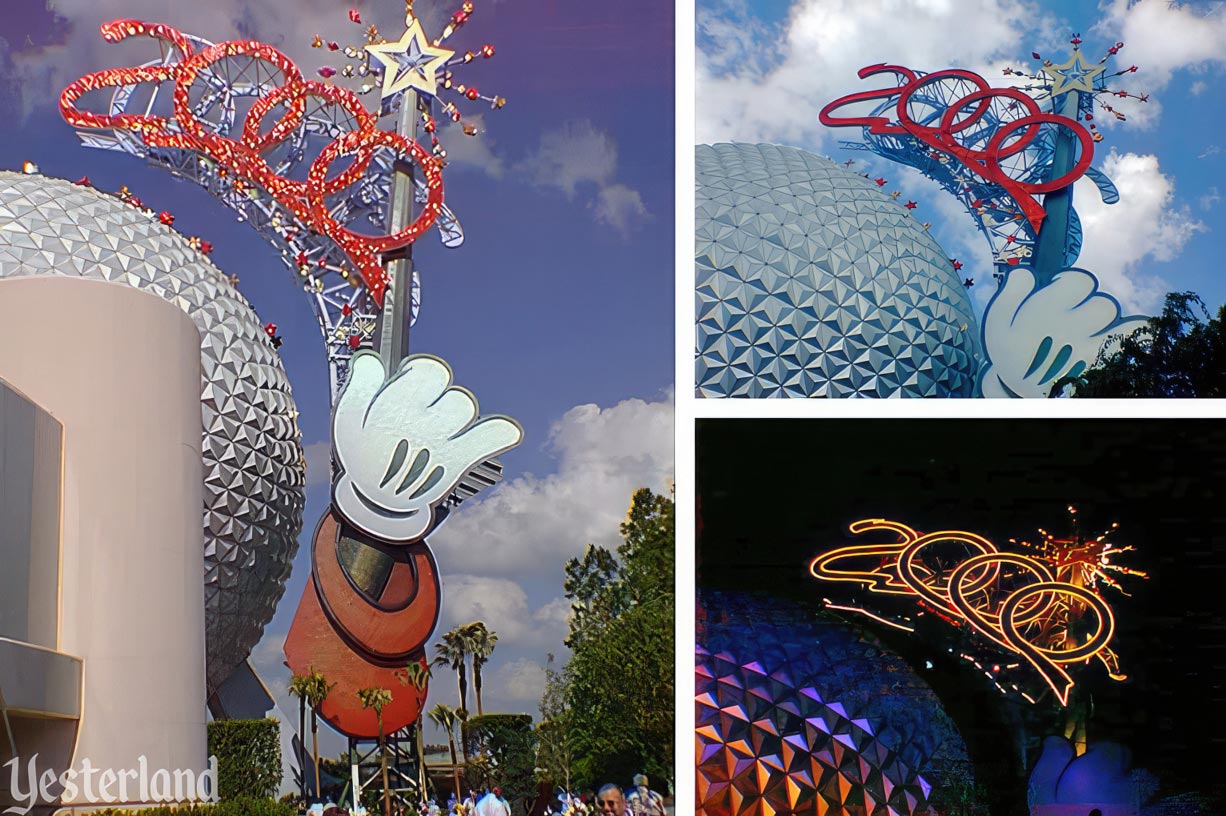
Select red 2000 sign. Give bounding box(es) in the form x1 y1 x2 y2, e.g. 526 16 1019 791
819 64 1094 234
61 19 443 305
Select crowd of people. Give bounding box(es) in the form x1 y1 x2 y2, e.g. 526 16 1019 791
441 787 512 815
545 774 667 816
303 772 668 816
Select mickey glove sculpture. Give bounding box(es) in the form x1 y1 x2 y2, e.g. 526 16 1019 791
332 350 524 543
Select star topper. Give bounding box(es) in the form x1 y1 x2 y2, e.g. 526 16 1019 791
1042 47 1106 99
366 15 454 100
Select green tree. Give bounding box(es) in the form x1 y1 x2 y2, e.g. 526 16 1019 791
466 622 498 717
287 674 311 799
562 487 674 790
1066 291 1226 396
357 686 394 816
535 653 573 793
433 625 477 760
302 671 335 800
427 703 463 803
400 661 432 801
433 625 475 718
464 714 538 816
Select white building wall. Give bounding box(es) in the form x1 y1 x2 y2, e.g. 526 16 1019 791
0 277 207 806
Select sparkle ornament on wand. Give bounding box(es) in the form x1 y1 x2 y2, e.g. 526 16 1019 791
316 0 506 166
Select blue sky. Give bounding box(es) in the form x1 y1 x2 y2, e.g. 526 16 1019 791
1 0 673 751
697 0 1226 319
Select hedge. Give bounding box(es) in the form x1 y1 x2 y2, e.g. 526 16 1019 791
207 718 282 800
88 797 292 816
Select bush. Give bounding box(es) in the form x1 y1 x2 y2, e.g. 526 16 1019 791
215 797 295 816
208 718 283 800
90 798 293 816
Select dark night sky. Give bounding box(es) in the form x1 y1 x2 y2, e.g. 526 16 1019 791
697 419 1226 795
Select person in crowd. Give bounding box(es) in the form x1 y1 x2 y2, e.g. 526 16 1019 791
625 774 665 816
595 784 629 816
473 788 510 816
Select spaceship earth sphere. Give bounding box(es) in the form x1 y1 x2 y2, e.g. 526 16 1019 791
696 142 981 397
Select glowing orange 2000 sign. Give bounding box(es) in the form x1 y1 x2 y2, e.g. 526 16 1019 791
810 519 1128 706
60 19 444 305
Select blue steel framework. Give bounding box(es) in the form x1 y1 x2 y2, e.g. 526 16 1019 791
820 39 1141 286
67 27 464 401
818 40 1149 397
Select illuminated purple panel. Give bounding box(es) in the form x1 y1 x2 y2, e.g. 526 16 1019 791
696 591 971 815
697 642 927 814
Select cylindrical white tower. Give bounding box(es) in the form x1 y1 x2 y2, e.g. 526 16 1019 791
0 276 207 806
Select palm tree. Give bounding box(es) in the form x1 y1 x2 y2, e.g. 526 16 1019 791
289 673 311 799
303 670 335 799
465 622 498 717
455 707 470 764
427 703 462 804
358 686 394 816
432 625 475 718
400 660 431 801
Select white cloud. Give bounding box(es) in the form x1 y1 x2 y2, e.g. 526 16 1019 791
516 120 617 197
697 0 781 76
1098 0 1226 92
437 575 569 651
592 183 650 236
440 115 506 179
487 658 548 705
1074 150 1205 313
514 120 650 236
424 577 568 720
1190 80 1208 96
1199 144 1221 159
532 597 573 632
247 630 290 699
697 0 1056 148
430 391 673 578
1201 186 1221 211
416 391 671 723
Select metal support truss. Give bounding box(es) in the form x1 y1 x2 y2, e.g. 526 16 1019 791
75 33 464 402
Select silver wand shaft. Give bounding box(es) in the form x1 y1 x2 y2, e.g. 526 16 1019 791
376 88 419 368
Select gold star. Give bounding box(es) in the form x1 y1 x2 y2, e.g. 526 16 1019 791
365 16 454 100
1043 48 1106 99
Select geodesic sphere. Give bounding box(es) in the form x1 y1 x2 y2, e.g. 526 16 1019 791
697 591 972 815
0 171 305 694
696 143 981 397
